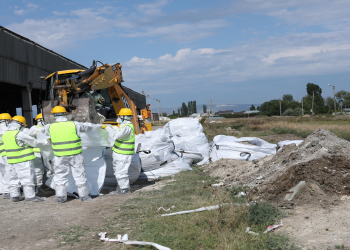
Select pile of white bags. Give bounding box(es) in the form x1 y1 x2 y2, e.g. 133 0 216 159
135 119 209 179
164 119 209 165
209 135 277 162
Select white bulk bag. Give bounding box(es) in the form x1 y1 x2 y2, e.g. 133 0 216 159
103 148 141 188
138 158 192 180
277 140 303 151
210 135 277 162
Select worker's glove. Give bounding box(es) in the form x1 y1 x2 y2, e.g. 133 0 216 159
101 125 107 129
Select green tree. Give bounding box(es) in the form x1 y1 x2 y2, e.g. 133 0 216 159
203 105 207 113
324 97 334 111
193 100 197 113
181 102 188 116
178 108 181 116
173 110 175 116
335 90 350 107
250 105 256 111
306 83 325 114
282 94 293 102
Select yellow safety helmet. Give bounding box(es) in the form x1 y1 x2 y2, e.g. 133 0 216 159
51 106 67 114
0 113 11 120
35 113 43 120
12 116 27 126
118 108 133 116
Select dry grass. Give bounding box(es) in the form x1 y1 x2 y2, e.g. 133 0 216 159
203 116 350 142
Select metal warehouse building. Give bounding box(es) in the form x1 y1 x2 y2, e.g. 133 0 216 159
0 26 147 126
0 26 87 126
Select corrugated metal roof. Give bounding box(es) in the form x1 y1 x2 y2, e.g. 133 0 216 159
0 26 87 69
0 26 87 88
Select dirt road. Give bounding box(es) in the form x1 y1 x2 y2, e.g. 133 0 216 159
0 179 162 250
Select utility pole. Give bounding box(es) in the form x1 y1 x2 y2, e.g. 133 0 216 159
147 95 154 125
211 100 213 118
279 98 281 116
159 100 164 122
156 99 160 123
208 101 210 118
312 92 314 116
328 84 336 115
302 98 304 116
333 86 336 114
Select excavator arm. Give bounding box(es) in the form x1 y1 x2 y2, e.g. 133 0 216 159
42 61 151 134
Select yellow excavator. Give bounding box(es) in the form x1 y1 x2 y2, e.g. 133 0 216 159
41 61 152 134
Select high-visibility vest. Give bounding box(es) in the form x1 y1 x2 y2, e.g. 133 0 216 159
112 124 135 155
0 141 5 157
2 130 35 164
33 124 42 153
49 121 82 157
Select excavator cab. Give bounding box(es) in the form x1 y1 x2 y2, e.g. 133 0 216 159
41 61 152 134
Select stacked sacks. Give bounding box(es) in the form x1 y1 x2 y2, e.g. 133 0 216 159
136 119 209 179
209 135 277 162
163 119 209 165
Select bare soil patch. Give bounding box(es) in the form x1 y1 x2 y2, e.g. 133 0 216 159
0 180 159 250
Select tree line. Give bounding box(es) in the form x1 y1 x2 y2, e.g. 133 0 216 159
255 83 349 116
171 100 198 117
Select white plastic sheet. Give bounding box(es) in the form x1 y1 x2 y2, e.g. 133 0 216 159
209 135 277 162
103 148 141 188
46 146 106 196
138 158 192 180
277 140 303 151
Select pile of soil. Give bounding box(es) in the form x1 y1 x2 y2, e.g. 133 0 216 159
202 129 350 206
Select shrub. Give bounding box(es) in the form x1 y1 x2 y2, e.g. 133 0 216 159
282 107 302 116
294 130 313 138
271 127 296 134
231 124 245 130
199 117 206 125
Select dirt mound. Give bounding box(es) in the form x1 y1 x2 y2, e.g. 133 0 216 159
202 129 350 206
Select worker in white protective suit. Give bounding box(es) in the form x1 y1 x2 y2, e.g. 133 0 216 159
41 106 95 203
2 116 49 202
25 113 49 193
0 113 12 199
103 108 135 195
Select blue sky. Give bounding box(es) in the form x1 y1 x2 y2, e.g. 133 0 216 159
2 0 350 111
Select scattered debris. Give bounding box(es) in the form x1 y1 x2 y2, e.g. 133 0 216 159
245 227 259 235
158 206 176 212
284 181 306 201
263 220 283 233
203 129 350 206
341 195 350 201
235 192 246 198
161 203 230 217
98 232 171 250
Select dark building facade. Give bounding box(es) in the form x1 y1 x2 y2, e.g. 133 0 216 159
0 26 87 126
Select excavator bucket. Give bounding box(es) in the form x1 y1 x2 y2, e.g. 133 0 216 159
42 98 101 124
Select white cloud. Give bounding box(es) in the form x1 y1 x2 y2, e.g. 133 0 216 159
123 29 350 95
14 3 39 16
136 0 169 15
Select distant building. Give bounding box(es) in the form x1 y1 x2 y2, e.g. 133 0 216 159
232 112 244 115
217 110 234 115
